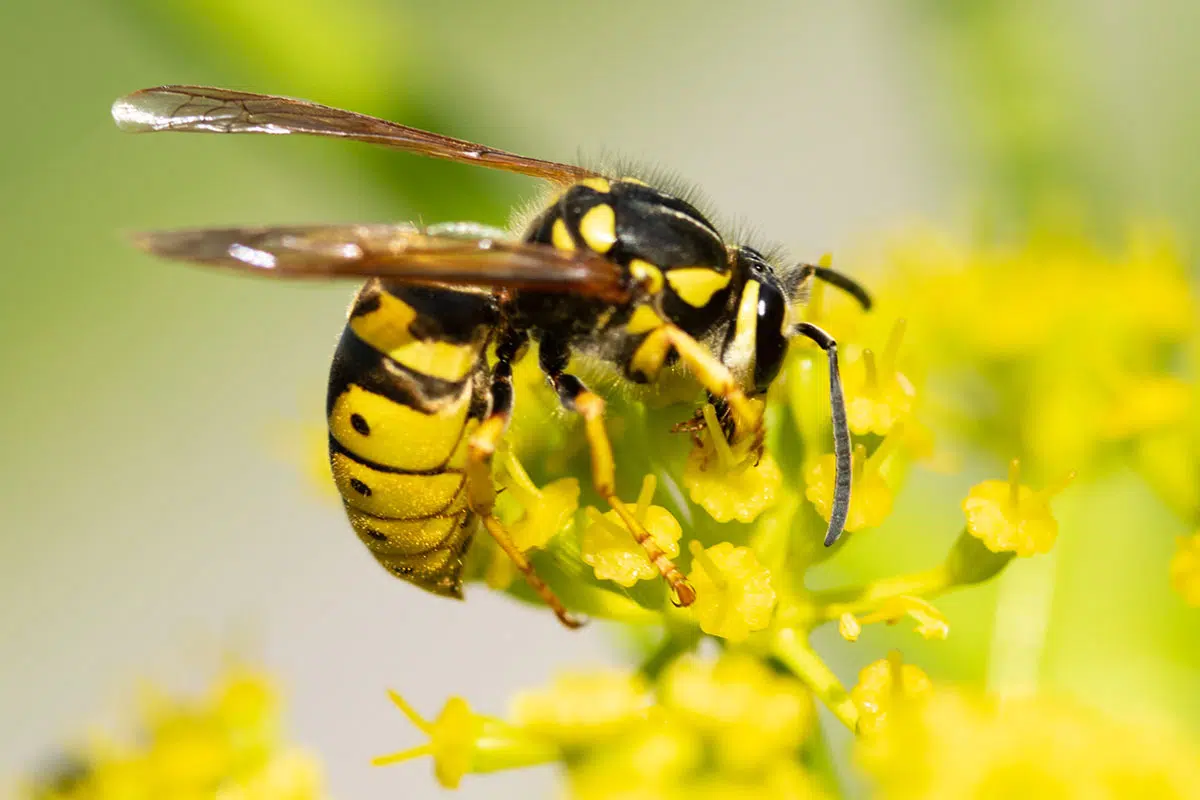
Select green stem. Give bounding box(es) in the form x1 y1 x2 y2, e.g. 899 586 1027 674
772 628 859 731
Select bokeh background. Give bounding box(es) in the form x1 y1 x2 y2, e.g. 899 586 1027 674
2 1 1199 797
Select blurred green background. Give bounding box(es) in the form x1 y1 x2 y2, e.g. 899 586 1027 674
2 1 1199 797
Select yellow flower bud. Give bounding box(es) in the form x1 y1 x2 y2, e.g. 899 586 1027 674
686 541 776 641
962 459 1072 556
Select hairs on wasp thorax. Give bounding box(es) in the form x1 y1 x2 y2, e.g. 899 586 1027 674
112 85 872 629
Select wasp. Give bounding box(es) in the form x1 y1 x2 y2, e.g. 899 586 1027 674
112 86 870 628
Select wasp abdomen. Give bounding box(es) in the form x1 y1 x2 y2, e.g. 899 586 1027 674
326 281 496 598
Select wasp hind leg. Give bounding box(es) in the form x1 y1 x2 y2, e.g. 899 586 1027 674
539 338 696 607
466 330 583 629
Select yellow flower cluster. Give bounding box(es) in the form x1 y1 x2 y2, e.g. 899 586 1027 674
19 668 325 800
378 655 828 798
879 225 1194 476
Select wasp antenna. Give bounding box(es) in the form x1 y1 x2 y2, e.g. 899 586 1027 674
792 263 873 311
793 321 852 546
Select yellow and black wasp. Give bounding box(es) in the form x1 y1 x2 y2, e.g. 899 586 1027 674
112 85 870 628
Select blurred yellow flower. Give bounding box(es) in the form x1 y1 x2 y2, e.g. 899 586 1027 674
850 654 934 737
857 688 1200 799
1169 532 1200 607
21 667 325 800
962 460 1070 556
509 670 651 745
681 402 781 524
580 475 682 587
661 654 812 773
565 709 703 798
686 541 776 641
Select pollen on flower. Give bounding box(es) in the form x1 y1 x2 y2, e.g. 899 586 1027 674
580 475 682 587
686 541 776 641
850 653 934 737
962 459 1072 556
1169 532 1200 607
661 653 813 772
806 440 896 533
509 670 651 745
498 449 580 551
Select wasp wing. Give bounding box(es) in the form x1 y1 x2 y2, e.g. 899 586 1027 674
132 224 630 302
112 85 596 184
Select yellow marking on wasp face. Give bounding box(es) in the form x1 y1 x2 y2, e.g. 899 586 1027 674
346 506 466 555
578 204 617 253
629 258 664 294
666 267 733 307
331 450 467 519
580 177 612 193
725 279 761 381
626 305 663 335
329 384 472 472
551 218 576 251
349 291 480 382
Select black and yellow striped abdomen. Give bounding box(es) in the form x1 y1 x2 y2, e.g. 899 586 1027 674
326 281 498 597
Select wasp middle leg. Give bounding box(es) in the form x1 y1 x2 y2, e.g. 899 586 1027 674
466 329 583 628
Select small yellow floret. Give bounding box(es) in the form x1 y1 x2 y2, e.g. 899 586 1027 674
509 671 651 745
962 459 1070 556
860 596 949 641
1169 532 1200 607
580 475 682 587
375 691 557 789
686 541 776 641
850 654 934 737
805 443 895 533
499 450 579 551
682 402 781 523
843 321 917 436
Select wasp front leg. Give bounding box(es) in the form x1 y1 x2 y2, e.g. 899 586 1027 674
538 338 696 607
466 330 584 629
631 322 764 459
